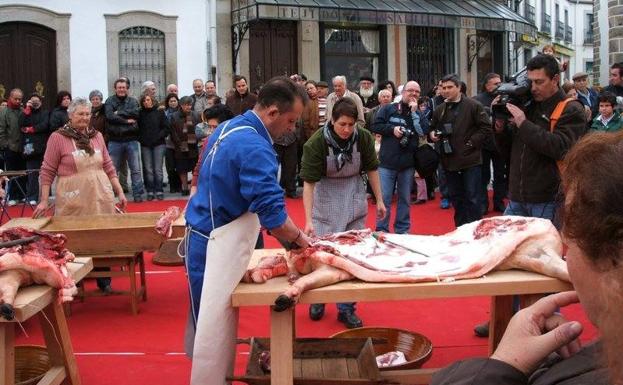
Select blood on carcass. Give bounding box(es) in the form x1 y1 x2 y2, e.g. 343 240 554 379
473 217 528 240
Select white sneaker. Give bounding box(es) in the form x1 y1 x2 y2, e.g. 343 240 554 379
28 200 37 206
7 200 18 206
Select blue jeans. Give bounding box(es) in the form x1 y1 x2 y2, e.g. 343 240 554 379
445 165 482 227
141 145 165 194
108 141 144 198
437 163 449 199
376 167 414 234
504 200 560 228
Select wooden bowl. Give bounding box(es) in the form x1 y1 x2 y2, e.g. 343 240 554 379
330 327 432 371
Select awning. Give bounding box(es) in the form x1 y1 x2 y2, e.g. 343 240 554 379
231 0 537 37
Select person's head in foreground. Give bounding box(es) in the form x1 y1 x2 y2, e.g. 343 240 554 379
486 131 623 382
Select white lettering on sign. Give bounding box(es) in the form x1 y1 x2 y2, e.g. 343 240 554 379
461 17 476 29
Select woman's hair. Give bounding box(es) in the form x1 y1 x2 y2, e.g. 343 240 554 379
378 80 397 98
562 131 623 268
55 90 72 107
203 104 234 123
139 93 156 108
331 97 358 122
67 97 92 115
165 93 179 108
88 90 103 101
561 81 576 95
542 44 556 54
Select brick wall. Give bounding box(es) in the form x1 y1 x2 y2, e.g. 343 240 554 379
609 0 623 64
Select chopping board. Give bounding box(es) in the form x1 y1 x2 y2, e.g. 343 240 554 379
0 217 51 231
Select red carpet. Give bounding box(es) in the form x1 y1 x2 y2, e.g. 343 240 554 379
6 196 596 385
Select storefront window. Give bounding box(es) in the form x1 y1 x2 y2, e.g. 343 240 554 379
321 26 381 90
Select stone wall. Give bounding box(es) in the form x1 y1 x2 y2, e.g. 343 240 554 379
594 0 601 84
609 0 623 64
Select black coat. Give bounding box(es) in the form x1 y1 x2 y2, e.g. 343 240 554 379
138 107 167 147
104 94 140 142
18 107 50 157
48 107 68 131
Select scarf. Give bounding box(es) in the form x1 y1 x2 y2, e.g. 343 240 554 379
323 122 358 171
58 123 97 155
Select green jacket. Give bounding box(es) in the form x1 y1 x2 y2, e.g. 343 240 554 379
0 106 23 152
590 112 623 132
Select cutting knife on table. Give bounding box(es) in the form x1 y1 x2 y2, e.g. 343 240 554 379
371 232 432 259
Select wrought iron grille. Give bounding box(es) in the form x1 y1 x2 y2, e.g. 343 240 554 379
406 26 455 94
119 26 166 102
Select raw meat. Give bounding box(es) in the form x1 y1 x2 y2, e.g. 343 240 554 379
376 351 407 368
155 206 182 238
245 216 568 311
242 253 289 283
0 227 78 320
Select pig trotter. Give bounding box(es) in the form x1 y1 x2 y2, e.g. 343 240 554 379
273 294 295 312
0 303 14 321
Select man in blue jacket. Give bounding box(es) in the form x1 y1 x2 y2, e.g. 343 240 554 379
372 81 426 234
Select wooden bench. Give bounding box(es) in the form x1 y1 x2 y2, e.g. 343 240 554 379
0 257 93 385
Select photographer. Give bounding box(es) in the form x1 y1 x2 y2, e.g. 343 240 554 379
372 81 426 234
430 75 491 228
494 54 586 225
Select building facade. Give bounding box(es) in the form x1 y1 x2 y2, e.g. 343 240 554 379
594 0 622 87
0 1 217 108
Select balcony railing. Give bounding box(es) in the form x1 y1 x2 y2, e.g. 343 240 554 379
524 3 536 24
565 26 572 44
584 30 594 44
556 20 565 40
541 14 551 34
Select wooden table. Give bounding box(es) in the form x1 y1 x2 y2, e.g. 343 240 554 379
0 257 93 385
231 250 574 385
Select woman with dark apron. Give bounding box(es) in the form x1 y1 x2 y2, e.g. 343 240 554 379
300 97 386 328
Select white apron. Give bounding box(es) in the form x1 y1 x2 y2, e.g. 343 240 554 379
190 124 261 385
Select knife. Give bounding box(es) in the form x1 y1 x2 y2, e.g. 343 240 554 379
372 232 431 258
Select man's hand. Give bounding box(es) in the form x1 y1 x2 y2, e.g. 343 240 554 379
304 221 315 237
376 200 387 219
294 230 312 249
126 118 136 125
506 103 527 127
490 291 584 376
393 126 404 139
117 192 128 211
429 130 440 142
408 101 418 112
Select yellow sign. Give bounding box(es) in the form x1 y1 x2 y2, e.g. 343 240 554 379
35 81 44 97
520 34 538 45
553 43 574 57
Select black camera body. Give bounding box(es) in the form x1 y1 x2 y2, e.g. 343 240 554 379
492 66 532 120
398 127 414 148
434 123 454 155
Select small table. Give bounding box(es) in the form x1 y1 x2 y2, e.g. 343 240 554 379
231 249 574 385
0 257 93 385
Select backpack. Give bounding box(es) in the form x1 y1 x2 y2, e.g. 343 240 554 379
549 97 574 173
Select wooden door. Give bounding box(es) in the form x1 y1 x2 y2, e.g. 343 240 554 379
249 20 297 91
0 22 57 110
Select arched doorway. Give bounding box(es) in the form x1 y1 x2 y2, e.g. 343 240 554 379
0 22 57 109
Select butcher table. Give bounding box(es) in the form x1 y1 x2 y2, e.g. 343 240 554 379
0 257 93 385
231 249 574 385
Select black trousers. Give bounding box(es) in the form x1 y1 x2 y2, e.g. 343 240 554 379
480 148 509 211
165 148 181 192
4 149 27 200
274 142 298 195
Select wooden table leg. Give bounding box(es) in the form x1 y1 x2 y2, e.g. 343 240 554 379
519 293 542 309
128 258 138 315
40 300 81 385
138 252 147 301
0 323 15 385
488 295 514 355
270 308 294 385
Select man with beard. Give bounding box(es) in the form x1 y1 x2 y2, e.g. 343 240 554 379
356 76 379 111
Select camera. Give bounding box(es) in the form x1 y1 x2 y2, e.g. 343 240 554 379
434 123 454 155
398 127 415 148
491 67 532 120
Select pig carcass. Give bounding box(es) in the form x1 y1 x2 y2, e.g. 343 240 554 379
0 227 78 320
242 216 568 311
155 206 182 238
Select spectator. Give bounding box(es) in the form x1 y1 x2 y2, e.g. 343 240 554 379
365 89 392 131
591 92 623 132
166 84 178 95
316 81 329 98
138 93 168 200
225 75 257 116
164 93 181 194
49 90 72 130
105 78 145 202
430 74 491 227
89 90 107 142
18 93 50 205
0 98 6 110
301 97 385 328
0 88 26 204
563 81 592 122
473 73 508 214
316 81 329 127
34 97 126 293
274 109 299 198
204 80 218 98
190 104 235 196
372 81 423 234
356 76 379 111
573 72 599 119
326 75 365 127
301 81 320 142
141 81 157 98
206 95 221 108
603 62 623 98
432 131 623 385
378 80 398 100
190 79 209 115
169 96 200 196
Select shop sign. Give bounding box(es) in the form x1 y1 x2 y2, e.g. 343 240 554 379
460 17 476 29
278 6 299 19
319 7 340 22
520 33 538 45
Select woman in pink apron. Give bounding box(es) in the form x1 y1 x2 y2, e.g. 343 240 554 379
33 97 127 291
